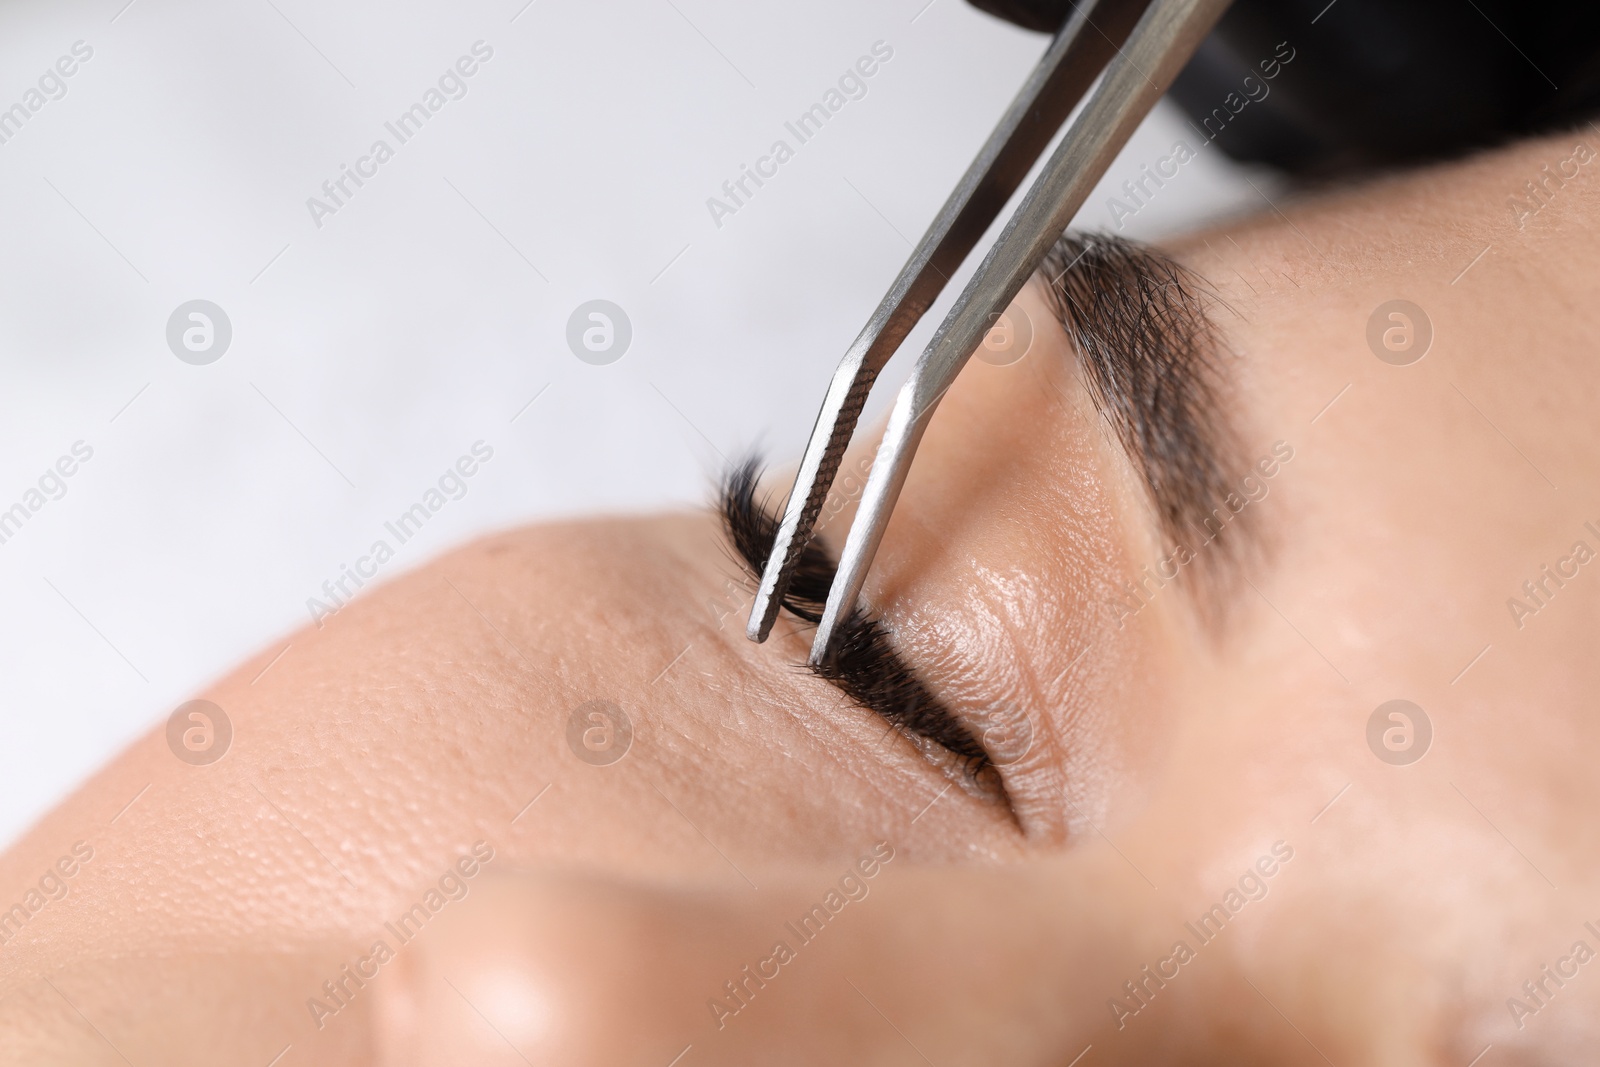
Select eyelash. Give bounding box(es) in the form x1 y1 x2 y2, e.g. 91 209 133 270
719 458 997 784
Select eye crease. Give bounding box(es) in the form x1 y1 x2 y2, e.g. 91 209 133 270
719 459 1008 801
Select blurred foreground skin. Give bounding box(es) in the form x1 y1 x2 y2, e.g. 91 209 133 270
4 129 1600 1064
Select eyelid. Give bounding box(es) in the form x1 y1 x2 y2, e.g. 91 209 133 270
719 459 1008 798
810 612 992 778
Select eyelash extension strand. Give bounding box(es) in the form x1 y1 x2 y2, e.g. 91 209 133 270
721 458 994 780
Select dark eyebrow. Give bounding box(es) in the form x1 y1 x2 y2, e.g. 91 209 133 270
718 459 1001 791
1039 232 1251 584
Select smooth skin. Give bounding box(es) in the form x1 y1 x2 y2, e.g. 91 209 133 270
3 129 1599 1064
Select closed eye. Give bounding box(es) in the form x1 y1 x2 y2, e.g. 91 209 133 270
719 458 1008 803
717 231 1251 837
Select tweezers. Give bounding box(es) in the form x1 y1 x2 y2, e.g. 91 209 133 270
747 0 1231 664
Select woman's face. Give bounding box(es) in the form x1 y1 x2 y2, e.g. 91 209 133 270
6 129 1600 1064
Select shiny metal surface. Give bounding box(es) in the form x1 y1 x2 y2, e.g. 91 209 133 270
804 0 1233 664
744 0 1152 644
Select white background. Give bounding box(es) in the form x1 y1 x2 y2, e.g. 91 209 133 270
0 0 1269 848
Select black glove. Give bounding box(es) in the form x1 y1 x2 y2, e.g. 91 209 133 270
965 0 1600 174
963 0 1078 33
